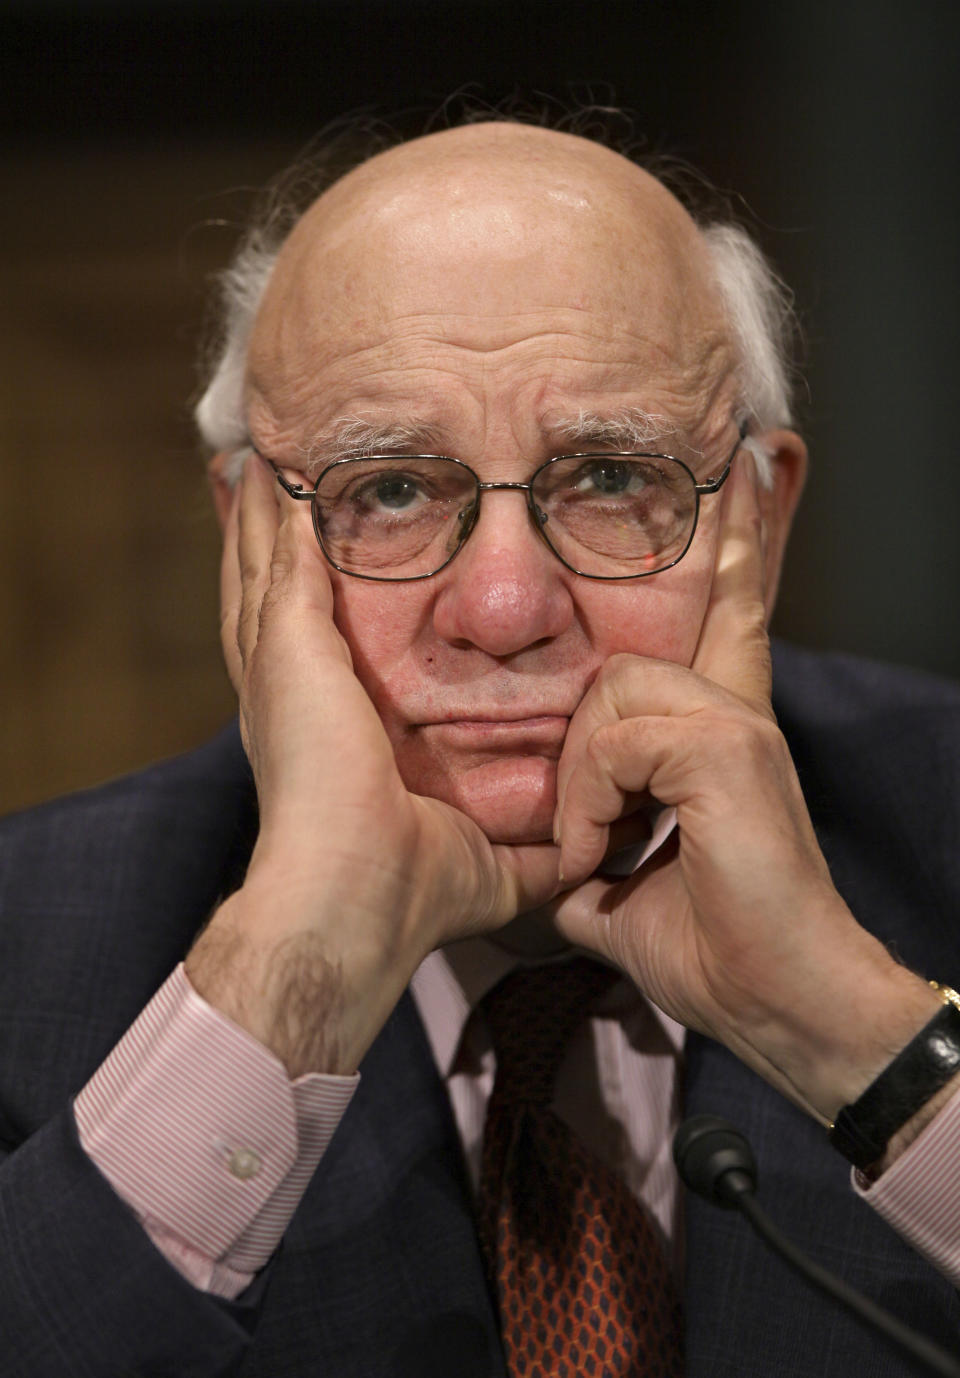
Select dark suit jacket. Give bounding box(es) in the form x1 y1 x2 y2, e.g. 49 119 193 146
2 643 960 1377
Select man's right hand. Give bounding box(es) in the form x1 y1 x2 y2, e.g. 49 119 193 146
185 455 561 1077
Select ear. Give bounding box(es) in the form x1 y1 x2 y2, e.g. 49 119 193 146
754 428 808 622
207 451 237 533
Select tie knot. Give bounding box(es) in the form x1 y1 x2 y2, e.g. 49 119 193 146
481 957 617 1106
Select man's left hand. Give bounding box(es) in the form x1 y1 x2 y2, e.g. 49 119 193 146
547 455 940 1124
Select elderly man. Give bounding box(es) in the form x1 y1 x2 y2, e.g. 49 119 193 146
2 120 959 1377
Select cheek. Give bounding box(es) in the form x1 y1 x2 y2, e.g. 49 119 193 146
577 545 715 668
330 577 431 725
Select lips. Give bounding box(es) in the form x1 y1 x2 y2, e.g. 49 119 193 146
417 715 570 753
421 703 579 724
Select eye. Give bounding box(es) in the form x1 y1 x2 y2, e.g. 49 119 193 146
353 471 430 513
572 459 651 496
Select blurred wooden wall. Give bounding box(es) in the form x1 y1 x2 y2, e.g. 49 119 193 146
3 1 958 818
1 144 295 814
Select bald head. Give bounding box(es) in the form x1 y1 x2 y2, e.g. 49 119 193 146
277 121 711 272
245 122 736 461
197 120 797 484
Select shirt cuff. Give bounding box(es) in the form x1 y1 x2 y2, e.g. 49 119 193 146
854 1082 960 1287
75 963 358 1297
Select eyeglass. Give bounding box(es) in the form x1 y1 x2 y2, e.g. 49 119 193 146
262 418 748 582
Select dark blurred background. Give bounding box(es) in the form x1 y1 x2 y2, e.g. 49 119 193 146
3 0 959 814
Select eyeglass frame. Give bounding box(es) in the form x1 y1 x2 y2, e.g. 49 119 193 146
260 417 749 583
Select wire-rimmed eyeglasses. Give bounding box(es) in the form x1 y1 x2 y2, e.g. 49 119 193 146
261 418 748 582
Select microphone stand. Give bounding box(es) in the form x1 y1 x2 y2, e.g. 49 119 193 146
674 1115 960 1378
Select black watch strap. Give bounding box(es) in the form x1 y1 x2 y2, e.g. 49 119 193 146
829 989 960 1170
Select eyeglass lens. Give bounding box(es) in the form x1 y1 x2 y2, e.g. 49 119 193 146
313 454 698 578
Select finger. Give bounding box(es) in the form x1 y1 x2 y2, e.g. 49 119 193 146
543 850 687 1006
557 707 774 884
249 465 360 680
236 452 282 668
569 806 659 884
554 652 728 840
487 841 564 928
541 871 621 962
692 449 773 716
416 798 563 940
557 715 671 883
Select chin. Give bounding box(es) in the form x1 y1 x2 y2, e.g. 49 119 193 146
410 756 558 846
468 807 555 847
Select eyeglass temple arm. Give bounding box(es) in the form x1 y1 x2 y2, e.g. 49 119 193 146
693 418 751 495
260 457 315 500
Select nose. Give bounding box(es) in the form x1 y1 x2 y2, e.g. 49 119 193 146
431 489 574 656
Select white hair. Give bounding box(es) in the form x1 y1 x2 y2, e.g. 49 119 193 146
195 229 281 483
195 146 797 490
701 223 796 484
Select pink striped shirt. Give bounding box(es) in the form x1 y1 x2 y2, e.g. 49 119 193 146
75 951 960 1299
75 966 357 1297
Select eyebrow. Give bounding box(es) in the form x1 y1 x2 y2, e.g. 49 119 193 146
546 407 678 452
296 405 684 476
302 416 444 473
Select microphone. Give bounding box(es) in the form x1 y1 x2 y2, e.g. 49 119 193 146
673 1115 960 1378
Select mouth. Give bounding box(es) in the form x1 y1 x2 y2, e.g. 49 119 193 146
416 715 570 752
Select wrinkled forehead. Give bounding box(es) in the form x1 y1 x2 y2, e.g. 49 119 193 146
246 125 734 443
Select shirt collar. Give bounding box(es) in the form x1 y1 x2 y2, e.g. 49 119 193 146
410 939 525 1078
410 937 685 1079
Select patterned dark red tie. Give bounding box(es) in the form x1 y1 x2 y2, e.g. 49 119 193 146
477 959 683 1378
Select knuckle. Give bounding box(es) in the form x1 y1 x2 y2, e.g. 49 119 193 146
596 652 638 690
584 729 608 768
751 710 782 747
257 579 288 631
234 610 257 666
585 720 621 768
723 709 783 762
237 549 263 587
268 542 297 585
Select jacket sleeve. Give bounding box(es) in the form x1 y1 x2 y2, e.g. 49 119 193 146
0 1108 265 1378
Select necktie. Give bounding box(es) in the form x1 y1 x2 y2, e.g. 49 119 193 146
477 958 682 1378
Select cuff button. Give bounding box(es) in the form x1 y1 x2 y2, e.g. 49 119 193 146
227 1147 262 1180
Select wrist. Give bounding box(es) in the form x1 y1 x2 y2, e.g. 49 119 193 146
716 932 943 1126
789 964 944 1123
829 984 960 1171
186 877 425 1078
